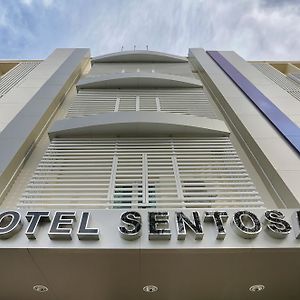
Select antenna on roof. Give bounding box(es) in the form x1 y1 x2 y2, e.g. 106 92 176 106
121 46 124 51
134 45 136 51
146 45 149 51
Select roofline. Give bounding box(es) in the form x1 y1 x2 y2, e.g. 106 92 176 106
92 50 188 63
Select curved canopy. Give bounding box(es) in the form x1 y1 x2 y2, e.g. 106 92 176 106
92 50 188 63
77 73 202 89
49 112 230 139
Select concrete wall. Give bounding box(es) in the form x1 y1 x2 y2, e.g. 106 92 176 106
0 48 90 202
189 48 300 208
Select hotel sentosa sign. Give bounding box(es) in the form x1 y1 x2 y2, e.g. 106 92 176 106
1 209 300 246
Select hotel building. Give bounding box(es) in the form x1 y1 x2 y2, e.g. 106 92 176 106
0 48 299 299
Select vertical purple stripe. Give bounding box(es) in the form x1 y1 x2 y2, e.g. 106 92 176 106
207 50 300 154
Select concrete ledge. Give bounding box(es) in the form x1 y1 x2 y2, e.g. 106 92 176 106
92 50 188 63
77 72 202 89
49 112 230 138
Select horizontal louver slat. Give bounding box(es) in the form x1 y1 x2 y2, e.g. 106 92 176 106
0 62 40 97
253 63 300 102
20 137 263 209
66 89 217 118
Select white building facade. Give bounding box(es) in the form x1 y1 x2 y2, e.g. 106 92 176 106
0 48 299 299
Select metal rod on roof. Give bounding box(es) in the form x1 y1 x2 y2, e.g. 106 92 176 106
121 46 124 51
134 45 136 51
146 45 149 51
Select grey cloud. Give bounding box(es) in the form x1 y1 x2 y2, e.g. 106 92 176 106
1 0 300 61
259 0 300 7
80 0 300 60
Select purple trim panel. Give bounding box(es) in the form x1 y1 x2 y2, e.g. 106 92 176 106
207 50 300 154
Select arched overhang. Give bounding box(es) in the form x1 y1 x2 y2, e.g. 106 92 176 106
92 50 188 63
48 112 230 139
77 73 202 89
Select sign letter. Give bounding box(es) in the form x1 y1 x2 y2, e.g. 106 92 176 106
48 211 76 240
148 212 171 240
119 211 142 240
232 211 261 239
175 212 203 240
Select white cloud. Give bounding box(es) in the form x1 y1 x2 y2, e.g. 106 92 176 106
20 0 54 7
19 0 33 6
0 10 7 27
42 0 54 8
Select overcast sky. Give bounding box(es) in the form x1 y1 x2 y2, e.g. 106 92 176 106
0 0 299 60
